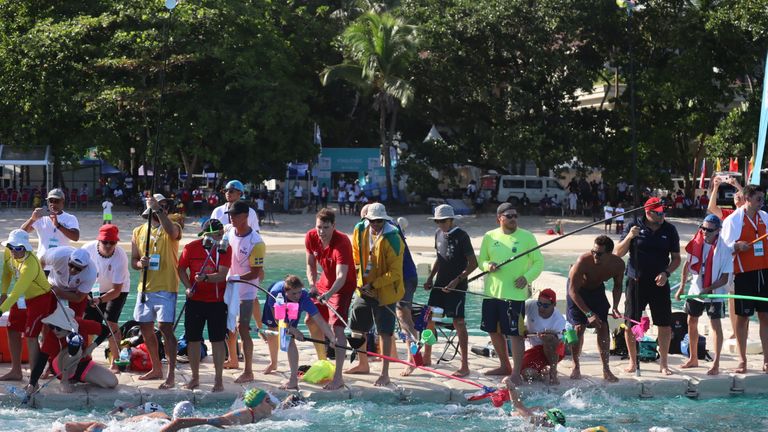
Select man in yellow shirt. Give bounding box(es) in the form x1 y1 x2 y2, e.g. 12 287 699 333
478 203 543 384
0 230 56 382
131 194 182 389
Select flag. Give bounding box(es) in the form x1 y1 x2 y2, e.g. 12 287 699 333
729 158 739 172
313 123 322 149
748 156 754 179
750 50 768 185
715 158 721 172
698 158 706 189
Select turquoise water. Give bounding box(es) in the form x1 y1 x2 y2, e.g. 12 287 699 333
3 390 767 431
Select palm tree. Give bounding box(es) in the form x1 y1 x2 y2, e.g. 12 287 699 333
321 11 418 202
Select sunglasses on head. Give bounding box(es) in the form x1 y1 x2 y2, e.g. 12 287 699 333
537 301 553 308
699 226 717 233
6 244 25 252
502 213 518 219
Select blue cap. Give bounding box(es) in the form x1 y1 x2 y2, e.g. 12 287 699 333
225 180 244 193
703 213 721 228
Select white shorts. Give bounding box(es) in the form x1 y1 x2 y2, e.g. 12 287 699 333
133 291 177 323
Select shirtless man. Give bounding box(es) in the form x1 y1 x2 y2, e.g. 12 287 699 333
566 235 624 382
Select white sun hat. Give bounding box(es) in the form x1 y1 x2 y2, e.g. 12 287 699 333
428 204 462 220
363 203 392 221
2 229 33 252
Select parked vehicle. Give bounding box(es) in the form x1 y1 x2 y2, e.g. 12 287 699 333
480 174 566 205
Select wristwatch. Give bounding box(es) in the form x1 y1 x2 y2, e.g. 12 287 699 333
663 270 671 277
585 311 594 318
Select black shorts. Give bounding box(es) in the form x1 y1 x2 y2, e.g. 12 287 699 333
480 298 525 336
185 300 227 343
428 282 467 319
684 300 724 319
567 286 610 326
733 269 768 317
84 292 128 324
349 295 397 336
624 278 672 327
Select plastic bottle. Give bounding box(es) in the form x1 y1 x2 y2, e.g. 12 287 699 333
564 322 578 344
119 347 131 363
6 385 26 399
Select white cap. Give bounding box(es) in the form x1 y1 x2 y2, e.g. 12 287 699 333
69 249 91 269
2 229 33 252
172 401 194 419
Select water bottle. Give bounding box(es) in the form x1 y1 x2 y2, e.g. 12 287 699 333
276 293 285 306
6 385 26 399
119 347 131 363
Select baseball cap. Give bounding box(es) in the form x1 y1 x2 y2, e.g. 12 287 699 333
225 200 250 216
69 249 91 270
703 213 721 228
644 197 663 212
198 218 224 236
496 202 515 215
47 188 65 200
538 288 557 304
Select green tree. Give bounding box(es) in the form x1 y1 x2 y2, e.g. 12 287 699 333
321 10 419 201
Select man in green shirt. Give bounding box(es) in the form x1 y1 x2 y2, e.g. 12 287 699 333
478 203 543 383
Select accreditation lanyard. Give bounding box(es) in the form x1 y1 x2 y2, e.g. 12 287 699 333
142 225 163 256
366 229 380 276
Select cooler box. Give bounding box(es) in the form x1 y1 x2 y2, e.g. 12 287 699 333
0 327 30 363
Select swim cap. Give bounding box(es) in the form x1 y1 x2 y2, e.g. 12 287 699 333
172 401 194 419
242 388 267 408
142 402 165 414
546 408 566 426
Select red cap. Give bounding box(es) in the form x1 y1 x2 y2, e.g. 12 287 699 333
539 288 557 304
645 197 663 212
97 224 120 242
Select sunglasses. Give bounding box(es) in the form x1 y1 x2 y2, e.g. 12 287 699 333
100 240 117 246
68 263 84 272
369 219 385 224
501 213 518 219
591 250 605 257
224 188 239 193
649 211 665 216
434 219 451 224
537 301 553 309
47 198 62 204
6 244 25 252
699 226 717 233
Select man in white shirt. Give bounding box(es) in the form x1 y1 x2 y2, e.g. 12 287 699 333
293 183 304 209
211 180 260 233
41 247 96 318
83 225 131 372
21 188 80 272
522 289 566 384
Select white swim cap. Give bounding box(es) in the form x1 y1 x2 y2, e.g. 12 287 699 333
142 402 165 413
172 400 194 419
397 217 409 230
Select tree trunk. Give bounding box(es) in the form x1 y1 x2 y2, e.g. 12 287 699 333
379 95 393 203
387 103 400 199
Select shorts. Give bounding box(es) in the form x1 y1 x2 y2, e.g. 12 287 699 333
397 277 418 309
521 343 566 372
239 299 255 326
185 300 227 342
567 286 610 326
624 278 672 327
25 291 56 338
349 295 397 336
733 269 768 317
684 299 724 319
312 289 353 328
103 214 113 221
8 304 27 333
480 298 525 336
85 292 128 324
605 219 612 226
133 291 177 324
52 356 95 383
428 282 467 319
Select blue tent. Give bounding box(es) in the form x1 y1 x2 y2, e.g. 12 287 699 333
79 159 122 175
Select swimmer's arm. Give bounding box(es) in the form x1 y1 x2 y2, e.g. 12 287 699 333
158 416 228 432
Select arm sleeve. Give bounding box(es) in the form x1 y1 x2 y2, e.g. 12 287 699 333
1 255 12 296
249 242 265 268
478 234 492 272
301 292 319 316
0 259 34 312
371 236 404 290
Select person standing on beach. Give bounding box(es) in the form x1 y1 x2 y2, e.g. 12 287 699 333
224 200 265 381
21 188 80 274
720 184 768 374
304 208 356 390
131 193 182 389
0 230 56 382
566 235 624 382
83 224 131 372
615 197 680 375
478 203 543 383
423 204 477 377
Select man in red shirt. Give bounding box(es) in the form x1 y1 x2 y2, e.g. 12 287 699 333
304 208 356 390
178 219 232 392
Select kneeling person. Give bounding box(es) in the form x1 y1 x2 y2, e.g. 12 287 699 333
522 289 566 384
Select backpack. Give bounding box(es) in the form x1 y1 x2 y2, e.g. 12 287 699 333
610 324 629 359
176 336 208 363
681 334 713 361
638 339 660 362
669 312 688 355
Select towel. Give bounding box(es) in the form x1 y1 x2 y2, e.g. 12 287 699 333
224 281 240 332
720 206 768 272
685 230 715 288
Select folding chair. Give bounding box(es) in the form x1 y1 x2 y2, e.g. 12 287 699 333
435 320 459 364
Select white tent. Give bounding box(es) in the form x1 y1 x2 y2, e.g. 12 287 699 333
0 145 53 190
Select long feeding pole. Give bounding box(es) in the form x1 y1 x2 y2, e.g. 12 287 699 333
140 0 177 303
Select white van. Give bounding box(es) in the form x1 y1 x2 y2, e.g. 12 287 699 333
480 174 566 205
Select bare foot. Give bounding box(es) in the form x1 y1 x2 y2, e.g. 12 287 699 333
344 364 370 375
680 359 698 369
159 378 175 389
138 370 163 381
374 374 391 386
484 366 512 376
261 363 277 374
624 363 637 373
234 372 254 383
603 369 619 383
223 361 239 370
323 378 345 390
452 368 470 378
212 381 224 392
570 367 582 380
733 362 747 373
763 363 768 373
660 367 673 376
0 370 23 381
548 371 560 385
184 378 199 390
279 379 299 390
706 365 720 376
400 366 416 377
503 373 522 386
727 333 736 340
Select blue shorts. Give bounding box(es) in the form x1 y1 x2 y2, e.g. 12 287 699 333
480 298 525 336
133 291 177 323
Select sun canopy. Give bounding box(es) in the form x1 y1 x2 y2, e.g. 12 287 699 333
0 145 51 166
